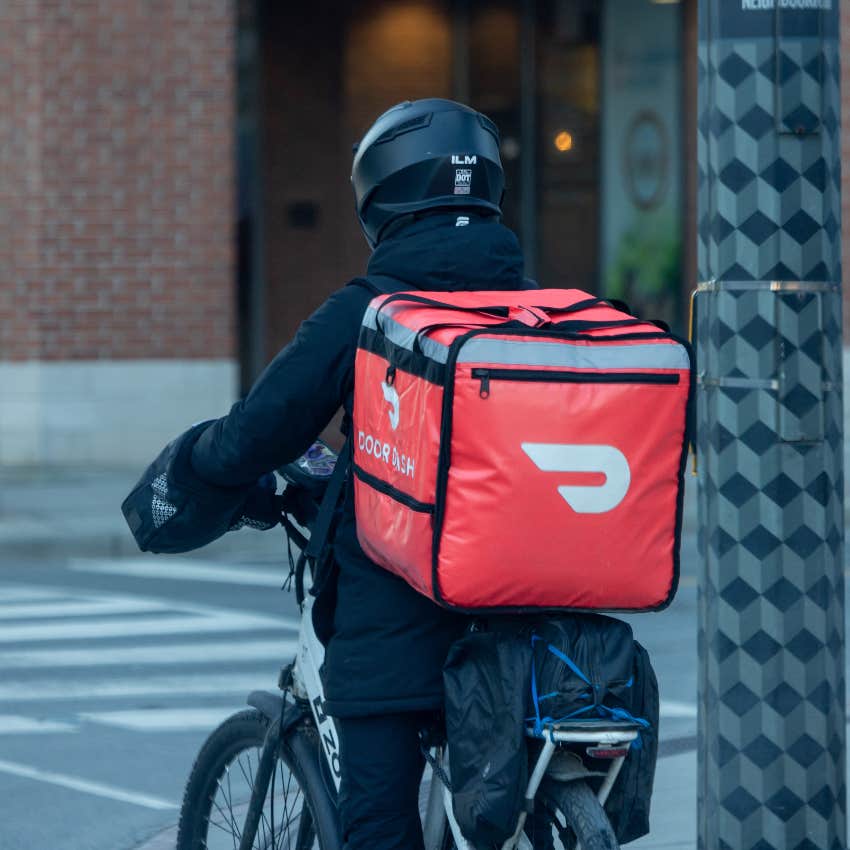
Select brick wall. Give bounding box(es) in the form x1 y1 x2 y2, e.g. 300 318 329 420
0 0 236 362
0 1 41 360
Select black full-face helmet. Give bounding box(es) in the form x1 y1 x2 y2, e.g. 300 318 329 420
351 98 505 248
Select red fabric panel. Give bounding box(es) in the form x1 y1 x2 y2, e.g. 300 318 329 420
437 364 690 610
352 349 442 504
354 481 434 599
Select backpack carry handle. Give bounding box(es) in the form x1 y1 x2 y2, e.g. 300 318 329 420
529 296 612 316
373 293 511 336
550 317 645 332
375 294 630 333
374 292 645 351
407 302 612 352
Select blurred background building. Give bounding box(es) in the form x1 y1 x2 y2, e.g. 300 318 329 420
0 0 847 466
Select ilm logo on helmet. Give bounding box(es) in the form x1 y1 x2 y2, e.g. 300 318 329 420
521 443 631 514
381 381 400 430
451 155 477 165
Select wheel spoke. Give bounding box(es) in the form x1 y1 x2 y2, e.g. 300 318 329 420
281 762 299 849
207 815 241 838
210 793 241 846
184 716 325 850
225 766 241 849
258 788 274 849
258 806 270 850
211 767 238 843
240 750 255 791
276 759 304 850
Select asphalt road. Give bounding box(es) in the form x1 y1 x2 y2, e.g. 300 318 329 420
0 532 700 850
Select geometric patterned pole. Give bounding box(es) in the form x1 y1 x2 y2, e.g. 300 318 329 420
696 2 845 849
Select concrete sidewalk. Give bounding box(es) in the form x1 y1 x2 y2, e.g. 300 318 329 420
631 750 696 849
0 465 286 561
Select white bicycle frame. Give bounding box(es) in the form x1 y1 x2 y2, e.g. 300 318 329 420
288 570 639 850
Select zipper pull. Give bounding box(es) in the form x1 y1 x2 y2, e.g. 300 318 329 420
385 365 396 386
477 370 490 399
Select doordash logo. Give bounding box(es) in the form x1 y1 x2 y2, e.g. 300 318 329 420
381 381 400 430
521 443 631 514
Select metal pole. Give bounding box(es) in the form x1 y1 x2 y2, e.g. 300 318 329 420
520 0 537 281
696 2 844 849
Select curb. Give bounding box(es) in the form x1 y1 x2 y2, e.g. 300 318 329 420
131 824 177 850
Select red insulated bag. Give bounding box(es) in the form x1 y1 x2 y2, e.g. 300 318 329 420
351 289 692 613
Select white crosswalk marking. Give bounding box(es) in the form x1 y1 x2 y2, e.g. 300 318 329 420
0 588 69 603
0 672 285 702
79 707 245 732
1 638 295 668
0 598 167 620
0 575 299 819
0 758 178 810
0 582 295 739
70 557 287 587
0 715 77 734
0 612 285 643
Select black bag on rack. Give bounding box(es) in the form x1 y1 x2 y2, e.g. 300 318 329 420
443 627 533 847
602 641 659 844
529 615 659 845
528 615 637 729
444 615 659 847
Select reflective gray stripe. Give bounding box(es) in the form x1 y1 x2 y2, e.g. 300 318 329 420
457 339 690 370
362 305 451 363
362 305 690 371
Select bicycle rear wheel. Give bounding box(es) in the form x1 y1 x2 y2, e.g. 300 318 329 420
539 779 619 850
176 708 341 850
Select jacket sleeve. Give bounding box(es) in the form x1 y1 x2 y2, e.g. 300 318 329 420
191 285 370 488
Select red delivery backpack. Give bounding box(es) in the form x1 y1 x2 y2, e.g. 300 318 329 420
351 288 692 613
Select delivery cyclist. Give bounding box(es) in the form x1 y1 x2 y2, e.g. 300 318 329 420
187 99 532 849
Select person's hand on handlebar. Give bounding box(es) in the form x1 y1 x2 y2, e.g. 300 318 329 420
228 473 284 531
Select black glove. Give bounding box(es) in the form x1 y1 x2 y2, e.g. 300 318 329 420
228 474 283 531
122 422 267 553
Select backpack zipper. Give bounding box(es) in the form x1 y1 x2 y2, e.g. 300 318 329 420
471 367 680 398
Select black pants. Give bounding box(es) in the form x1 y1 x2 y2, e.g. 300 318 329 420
337 711 439 850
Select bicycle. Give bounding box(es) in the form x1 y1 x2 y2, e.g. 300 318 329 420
175 441 642 850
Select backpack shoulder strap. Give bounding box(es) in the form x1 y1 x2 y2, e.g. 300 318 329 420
347 274 417 296
303 436 351 565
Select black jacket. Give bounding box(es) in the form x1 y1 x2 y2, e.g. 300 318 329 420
191 213 528 717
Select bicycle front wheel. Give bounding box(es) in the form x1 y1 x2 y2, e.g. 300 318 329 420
176 708 341 850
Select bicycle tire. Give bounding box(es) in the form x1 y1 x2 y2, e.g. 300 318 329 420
176 708 341 850
544 779 619 850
